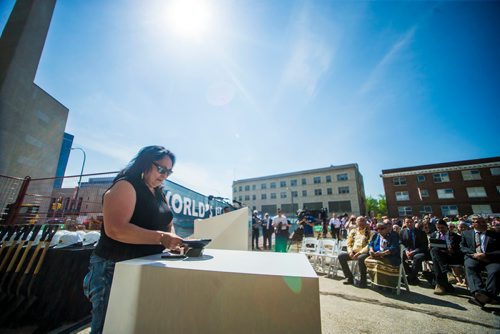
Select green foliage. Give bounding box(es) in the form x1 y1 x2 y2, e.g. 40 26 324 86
365 195 387 218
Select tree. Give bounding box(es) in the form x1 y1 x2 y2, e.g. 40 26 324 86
377 195 387 217
364 195 388 218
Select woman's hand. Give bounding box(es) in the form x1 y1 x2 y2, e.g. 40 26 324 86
159 232 183 250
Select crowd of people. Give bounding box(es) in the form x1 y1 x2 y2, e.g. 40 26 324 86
251 210 499 308
333 213 499 308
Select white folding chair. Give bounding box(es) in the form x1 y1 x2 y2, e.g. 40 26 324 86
397 244 411 295
369 244 410 295
299 237 321 266
314 239 338 274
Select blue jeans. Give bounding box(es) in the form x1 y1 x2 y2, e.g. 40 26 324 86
83 254 116 334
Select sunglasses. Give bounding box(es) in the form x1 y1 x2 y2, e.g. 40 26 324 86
152 162 173 176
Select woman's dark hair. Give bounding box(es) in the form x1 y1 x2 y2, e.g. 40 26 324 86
114 145 176 184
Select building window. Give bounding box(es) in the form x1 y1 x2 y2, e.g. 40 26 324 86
314 189 322 196
233 187 237 193
261 183 267 189
462 170 481 181
437 188 454 199
280 181 286 187
270 193 276 199
270 182 276 189
291 191 298 198
301 178 307 185
338 186 349 194
328 200 352 213
393 176 406 186
327 188 332 195
337 173 348 181
261 194 267 200
290 179 297 187
441 205 458 216
252 194 256 200
239 186 242 191
326 175 332 183
302 190 307 197
280 192 287 198
490 167 500 176
313 176 321 184
244 195 250 201
471 204 492 214
239 196 242 201
419 205 433 214
467 187 487 198
419 189 429 198
433 173 450 183
395 191 409 201
245 185 250 191
417 175 425 182
252 185 256 190
398 206 412 216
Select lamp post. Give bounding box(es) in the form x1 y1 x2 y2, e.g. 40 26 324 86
287 187 295 220
71 147 86 213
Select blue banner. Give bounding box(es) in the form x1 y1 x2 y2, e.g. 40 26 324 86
163 180 228 238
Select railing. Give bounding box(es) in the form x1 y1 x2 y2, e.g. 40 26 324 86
0 171 119 226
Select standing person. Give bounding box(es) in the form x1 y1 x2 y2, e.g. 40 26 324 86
460 215 500 307
273 208 290 253
344 215 357 235
252 210 261 250
83 146 183 334
329 213 342 239
302 211 315 238
338 216 372 288
261 213 273 250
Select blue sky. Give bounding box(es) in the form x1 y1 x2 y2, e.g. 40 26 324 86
1 0 499 200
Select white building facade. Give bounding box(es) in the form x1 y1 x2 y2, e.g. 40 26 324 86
233 164 366 217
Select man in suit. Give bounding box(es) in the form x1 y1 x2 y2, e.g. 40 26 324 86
460 215 500 307
261 213 273 250
429 219 462 295
401 217 429 285
251 210 261 250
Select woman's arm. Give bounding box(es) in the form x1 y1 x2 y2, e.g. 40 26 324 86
103 180 182 249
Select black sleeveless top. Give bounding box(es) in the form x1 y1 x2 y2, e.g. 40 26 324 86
94 175 174 262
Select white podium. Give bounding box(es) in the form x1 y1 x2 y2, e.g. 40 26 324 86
104 249 321 334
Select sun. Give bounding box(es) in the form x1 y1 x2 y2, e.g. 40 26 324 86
166 0 213 40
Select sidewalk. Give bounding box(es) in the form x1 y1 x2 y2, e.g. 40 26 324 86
318 274 499 333
70 249 498 334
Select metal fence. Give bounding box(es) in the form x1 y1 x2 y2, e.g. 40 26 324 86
0 172 118 226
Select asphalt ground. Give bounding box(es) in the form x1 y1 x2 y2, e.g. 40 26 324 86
318 273 499 334
5 235 500 333
69 250 499 334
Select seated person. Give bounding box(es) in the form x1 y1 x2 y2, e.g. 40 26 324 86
429 219 463 295
338 216 372 288
401 217 429 285
460 215 500 307
365 221 401 288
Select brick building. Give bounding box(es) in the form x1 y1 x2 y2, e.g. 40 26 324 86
381 157 500 217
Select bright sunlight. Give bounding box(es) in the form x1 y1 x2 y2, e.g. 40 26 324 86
166 0 213 40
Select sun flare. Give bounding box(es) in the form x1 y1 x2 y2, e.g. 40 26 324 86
166 0 213 39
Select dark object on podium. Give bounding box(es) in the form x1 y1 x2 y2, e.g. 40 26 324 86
182 239 212 257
